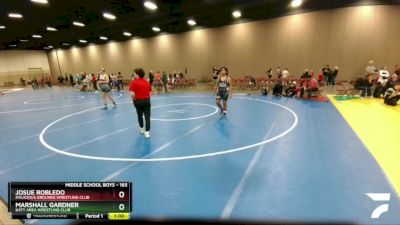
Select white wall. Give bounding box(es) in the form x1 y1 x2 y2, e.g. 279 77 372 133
0 50 50 85
43 5 400 81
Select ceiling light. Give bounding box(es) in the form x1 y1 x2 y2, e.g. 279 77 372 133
62 43 70 46
232 10 241 18
291 0 303 8
20 39 28 42
100 36 108 40
79 39 87 43
31 0 48 4
0 25 6 29
43 47 49 50
187 19 196 26
32 34 42 38
73 21 85 27
9 45 17 47
144 1 158 10
103 12 116 20
48 45 53 48
123 32 132 37
152 26 160 32
46 26 57 31
8 13 23 19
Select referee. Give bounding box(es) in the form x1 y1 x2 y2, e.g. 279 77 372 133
129 68 152 138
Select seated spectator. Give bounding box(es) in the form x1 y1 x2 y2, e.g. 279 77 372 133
384 83 400 106
355 74 374 98
394 64 399 76
385 74 398 90
261 85 269 96
284 81 297 97
302 69 310 78
373 82 386 98
272 78 284 96
299 76 319 98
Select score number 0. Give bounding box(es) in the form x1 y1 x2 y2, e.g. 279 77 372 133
118 191 125 211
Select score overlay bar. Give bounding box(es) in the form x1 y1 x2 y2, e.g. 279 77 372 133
8 182 132 220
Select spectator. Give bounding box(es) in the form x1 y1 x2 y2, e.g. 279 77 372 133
64 73 68 83
277 67 282 79
162 71 168 93
266 68 273 79
92 74 97 92
385 74 398 90
302 69 310 78
117 72 123 92
148 71 154 86
69 74 74 86
331 66 339 86
281 68 289 79
300 75 319 98
212 66 219 84
366 60 378 77
272 78 284 96
384 82 400 106
394 64 399 76
57 75 64 87
355 74 374 98
322 65 331 84
46 75 52 88
317 70 324 84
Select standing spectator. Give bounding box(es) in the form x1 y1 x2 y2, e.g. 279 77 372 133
111 73 118 91
366 60 378 77
57 75 64 87
69 74 74 86
92 74 98 92
129 68 152 138
162 71 168 93
331 66 339 86
277 67 282 79
281 68 289 79
46 75 52 88
148 71 154 86
266 68 273 79
317 70 324 84
212 66 219 84
117 72 124 92
64 73 68 83
322 65 331 84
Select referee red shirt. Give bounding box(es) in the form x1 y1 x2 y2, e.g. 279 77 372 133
129 78 151 100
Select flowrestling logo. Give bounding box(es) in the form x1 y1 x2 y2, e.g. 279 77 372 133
366 193 391 219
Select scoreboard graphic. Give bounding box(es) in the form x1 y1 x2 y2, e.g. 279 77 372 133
8 182 132 220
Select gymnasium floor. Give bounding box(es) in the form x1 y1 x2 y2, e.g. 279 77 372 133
0 87 399 225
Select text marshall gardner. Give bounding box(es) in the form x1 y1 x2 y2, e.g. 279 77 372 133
15 202 79 208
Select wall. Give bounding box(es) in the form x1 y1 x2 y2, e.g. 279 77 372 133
0 50 50 86
47 5 400 81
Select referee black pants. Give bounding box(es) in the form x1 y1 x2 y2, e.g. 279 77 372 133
134 99 151 131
